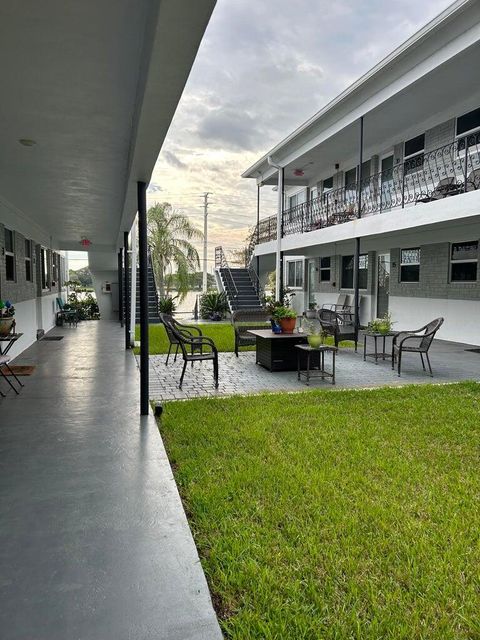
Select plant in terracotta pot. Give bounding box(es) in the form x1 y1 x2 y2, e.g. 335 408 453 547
273 306 297 334
0 299 15 336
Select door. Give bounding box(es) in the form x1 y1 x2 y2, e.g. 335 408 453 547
377 253 390 318
380 155 394 212
307 260 316 308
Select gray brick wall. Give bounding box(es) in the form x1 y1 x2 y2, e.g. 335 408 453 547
425 119 455 152
0 223 39 303
311 251 375 295
390 241 480 301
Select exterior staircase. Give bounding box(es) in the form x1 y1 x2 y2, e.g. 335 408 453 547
215 246 263 312
135 251 161 323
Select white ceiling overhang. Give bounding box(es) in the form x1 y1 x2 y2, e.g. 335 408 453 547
0 0 216 252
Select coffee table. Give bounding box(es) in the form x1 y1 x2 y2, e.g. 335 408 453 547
363 331 398 364
247 329 307 372
295 344 337 385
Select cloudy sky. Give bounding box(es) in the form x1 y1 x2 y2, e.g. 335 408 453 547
147 0 452 271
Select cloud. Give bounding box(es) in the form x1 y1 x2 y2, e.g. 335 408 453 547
151 0 454 270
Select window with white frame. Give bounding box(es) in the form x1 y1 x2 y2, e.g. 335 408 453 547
309 187 318 201
404 134 425 175
41 247 49 289
25 239 33 282
288 190 306 209
322 176 333 193
400 248 420 282
456 106 480 151
319 257 331 282
450 241 478 282
52 252 58 285
286 259 303 288
5 228 15 281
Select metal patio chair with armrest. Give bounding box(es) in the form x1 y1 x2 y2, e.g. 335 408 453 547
162 319 218 389
56 297 77 327
160 313 203 365
391 317 444 376
415 177 461 204
319 308 358 352
231 309 270 357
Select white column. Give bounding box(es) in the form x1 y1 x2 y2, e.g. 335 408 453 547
275 168 283 301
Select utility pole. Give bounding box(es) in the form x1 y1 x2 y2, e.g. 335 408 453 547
202 192 211 293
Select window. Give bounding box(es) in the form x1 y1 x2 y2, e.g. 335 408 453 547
52 252 58 285
322 176 333 192
288 190 306 209
456 107 480 152
341 254 368 289
25 239 33 282
404 134 425 174
5 228 15 281
344 168 356 188
400 248 420 282
319 257 331 282
450 241 478 282
309 187 318 201
286 259 303 288
41 248 49 289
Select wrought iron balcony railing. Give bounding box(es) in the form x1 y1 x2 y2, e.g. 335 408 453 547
254 135 480 245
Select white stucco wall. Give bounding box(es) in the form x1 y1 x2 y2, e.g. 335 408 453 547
8 292 60 360
390 296 480 346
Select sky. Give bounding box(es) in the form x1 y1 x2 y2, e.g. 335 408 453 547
145 1 452 273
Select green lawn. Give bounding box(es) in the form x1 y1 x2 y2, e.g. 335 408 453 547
135 322 353 354
159 383 480 639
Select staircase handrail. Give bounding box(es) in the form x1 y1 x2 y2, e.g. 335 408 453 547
214 246 238 298
247 262 261 298
147 245 161 311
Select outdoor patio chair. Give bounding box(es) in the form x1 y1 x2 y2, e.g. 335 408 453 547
415 177 460 204
56 298 77 327
391 317 444 376
319 308 358 351
231 309 270 357
0 354 24 396
161 315 218 389
322 294 354 317
465 168 480 192
160 313 203 365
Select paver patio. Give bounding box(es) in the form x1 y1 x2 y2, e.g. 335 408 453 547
145 338 480 402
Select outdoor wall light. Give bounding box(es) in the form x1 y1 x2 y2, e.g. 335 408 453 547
18 138 37 147
335 163 340 170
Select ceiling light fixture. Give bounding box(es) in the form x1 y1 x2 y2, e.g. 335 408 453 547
18 138 37 147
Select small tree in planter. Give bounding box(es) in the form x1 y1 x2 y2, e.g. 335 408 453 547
0 300 15 336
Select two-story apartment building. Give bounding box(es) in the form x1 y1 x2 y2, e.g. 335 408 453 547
243 0 480 345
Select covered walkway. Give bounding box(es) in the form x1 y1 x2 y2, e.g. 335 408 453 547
0 321 222 640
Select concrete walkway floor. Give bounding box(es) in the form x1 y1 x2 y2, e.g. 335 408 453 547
0 321 222 640
147 337 480 401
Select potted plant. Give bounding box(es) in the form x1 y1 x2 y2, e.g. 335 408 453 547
368 312 394 335
273 306 297 334
0 300 15 336
303 318 329 348
158 296 177 315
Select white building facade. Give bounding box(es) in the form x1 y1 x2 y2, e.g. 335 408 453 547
243 0 480 346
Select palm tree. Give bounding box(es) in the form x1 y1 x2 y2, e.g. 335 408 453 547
147 202 203 301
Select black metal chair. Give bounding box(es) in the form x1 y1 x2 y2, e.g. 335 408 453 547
231 309 270 357
392 317 444 376
161 315 219 389
319 308 358 351
0 354 24 396
160 313 203 365
415 177 460 204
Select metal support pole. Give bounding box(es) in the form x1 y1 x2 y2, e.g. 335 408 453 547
202 192 210 293
124 231 130 349
118 249 123 327
138 181 149 416
256 184 260 280
354 116 364 332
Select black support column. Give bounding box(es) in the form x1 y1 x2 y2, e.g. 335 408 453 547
124 231 131 349
138 181 149 416
118 249 124 327
354 116 364 332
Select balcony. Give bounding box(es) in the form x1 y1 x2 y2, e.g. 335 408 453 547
255 135 480 245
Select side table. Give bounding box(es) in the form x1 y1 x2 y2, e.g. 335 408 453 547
363 331 398 364
295 344 337 385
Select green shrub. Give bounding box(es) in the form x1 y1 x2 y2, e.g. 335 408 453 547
199 291 228 320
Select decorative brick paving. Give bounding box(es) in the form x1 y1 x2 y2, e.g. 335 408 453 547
142 340 480 402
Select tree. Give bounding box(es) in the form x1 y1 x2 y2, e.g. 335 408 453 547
147 202 203 301
68 266 93 288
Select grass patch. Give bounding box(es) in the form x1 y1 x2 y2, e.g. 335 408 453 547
160 383 480 639
135 322 353 355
